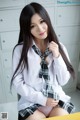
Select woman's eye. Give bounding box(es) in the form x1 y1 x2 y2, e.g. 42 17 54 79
40 20 45 23
30 25 34 29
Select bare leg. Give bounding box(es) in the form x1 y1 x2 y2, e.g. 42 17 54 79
49 106 69 117
25 110 46 120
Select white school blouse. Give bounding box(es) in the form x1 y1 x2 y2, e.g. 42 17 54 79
12 42 71 111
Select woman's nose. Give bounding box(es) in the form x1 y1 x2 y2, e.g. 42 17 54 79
37 25 43 31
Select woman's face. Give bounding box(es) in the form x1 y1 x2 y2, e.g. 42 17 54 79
30 14 48 41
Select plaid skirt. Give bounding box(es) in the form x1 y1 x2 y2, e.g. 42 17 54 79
18 100 75 120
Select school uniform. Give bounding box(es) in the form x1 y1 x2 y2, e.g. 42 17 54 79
12 41 74 120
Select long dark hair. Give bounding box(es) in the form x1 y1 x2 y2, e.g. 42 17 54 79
10 2 75 89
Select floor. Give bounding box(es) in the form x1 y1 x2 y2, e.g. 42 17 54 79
0 90 80 120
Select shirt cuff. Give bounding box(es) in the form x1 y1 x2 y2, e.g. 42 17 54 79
36 93 47 106
53 54 66 68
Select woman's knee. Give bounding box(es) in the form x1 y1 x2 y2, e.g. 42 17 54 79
49 106 69 117
25 110 46 120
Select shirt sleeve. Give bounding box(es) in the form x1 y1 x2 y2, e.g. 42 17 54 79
12 46 47 106
53 43 71 86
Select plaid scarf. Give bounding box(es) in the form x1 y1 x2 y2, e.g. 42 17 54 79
32 45 59 100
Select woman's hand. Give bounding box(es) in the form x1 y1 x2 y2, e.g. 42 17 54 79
46 98 59 107
48 41 60 58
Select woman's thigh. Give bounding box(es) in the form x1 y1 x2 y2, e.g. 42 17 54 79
38 106 53 117
25 110 46 120
49 106 69 117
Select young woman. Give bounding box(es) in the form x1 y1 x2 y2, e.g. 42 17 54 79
10 2 75 120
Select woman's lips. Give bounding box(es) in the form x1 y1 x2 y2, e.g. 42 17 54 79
39 32 45 35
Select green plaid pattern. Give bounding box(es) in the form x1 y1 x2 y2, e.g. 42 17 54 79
32 45 51 80
19 104 41 119
32 45 59 100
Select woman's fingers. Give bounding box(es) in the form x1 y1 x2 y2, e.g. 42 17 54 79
46 98 59 107
48 41 60 58
51 101 59 107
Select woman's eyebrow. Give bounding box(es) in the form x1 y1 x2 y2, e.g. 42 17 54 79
31 18 43 25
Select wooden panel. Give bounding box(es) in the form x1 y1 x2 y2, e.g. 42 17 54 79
3 68 17 102
55 26 80 45
0 31 19 50
0 0 25 8
0 9 21 32
56 6 80 26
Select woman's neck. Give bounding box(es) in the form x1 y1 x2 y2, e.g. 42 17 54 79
35 39 48 53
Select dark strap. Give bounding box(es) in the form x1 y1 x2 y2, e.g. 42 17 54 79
32 45 60 100
32 45 51 80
